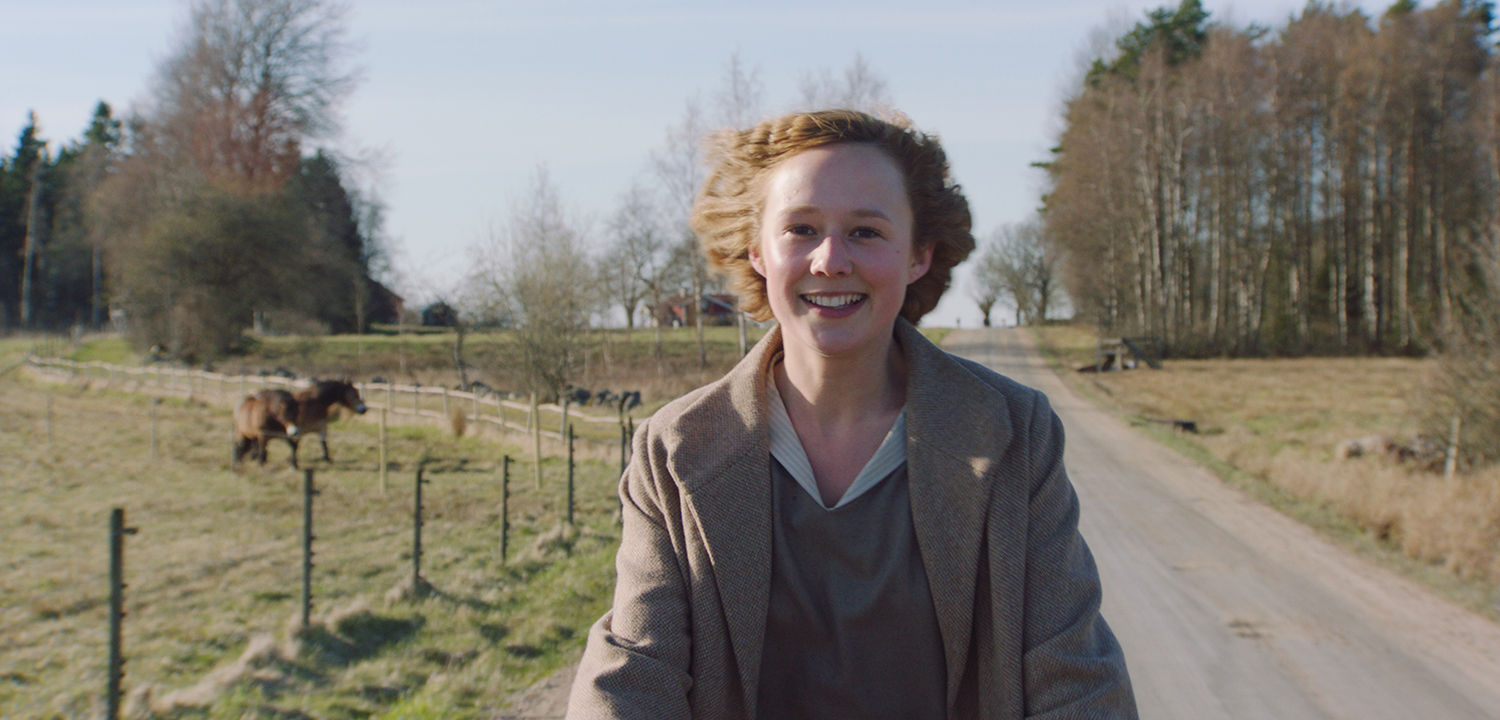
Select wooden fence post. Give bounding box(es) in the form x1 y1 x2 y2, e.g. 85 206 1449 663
301 470 318 629
107 508 138 720
412 384 420 417
386 383 394 414
1445 413 1462 480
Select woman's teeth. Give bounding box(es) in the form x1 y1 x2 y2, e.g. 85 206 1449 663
803 294 863 309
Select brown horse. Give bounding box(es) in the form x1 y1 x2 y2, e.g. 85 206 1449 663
233 390 301 467
288 379 367 466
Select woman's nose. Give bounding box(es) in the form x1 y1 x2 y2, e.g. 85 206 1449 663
809 234 852 276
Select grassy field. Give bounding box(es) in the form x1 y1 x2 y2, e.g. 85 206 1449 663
5 323 959 719
1032 324 1500 620
2 367 624 718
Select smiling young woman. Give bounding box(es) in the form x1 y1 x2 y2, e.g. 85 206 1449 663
567 110 1137 720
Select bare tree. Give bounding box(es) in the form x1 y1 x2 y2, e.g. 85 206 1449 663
969 237 1005 327
797 53 893 113
983 219 1058 326
471 168 597 400
714 52 766 130
90 0 362 359
152 0 359 193
601 181 681 355
653 99 712 367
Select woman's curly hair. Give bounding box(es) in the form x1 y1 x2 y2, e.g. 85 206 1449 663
691 109 975 324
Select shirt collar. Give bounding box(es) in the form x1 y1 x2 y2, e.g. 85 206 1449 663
766 364 907 510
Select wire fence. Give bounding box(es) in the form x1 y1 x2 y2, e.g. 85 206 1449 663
7 361 629 718
23 356 642 445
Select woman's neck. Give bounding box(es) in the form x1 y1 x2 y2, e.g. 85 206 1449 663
775 331 907 429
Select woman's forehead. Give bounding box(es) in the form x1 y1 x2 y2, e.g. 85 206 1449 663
761 144 909 215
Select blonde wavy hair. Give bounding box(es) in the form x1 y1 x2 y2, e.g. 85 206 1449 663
691 109 975 324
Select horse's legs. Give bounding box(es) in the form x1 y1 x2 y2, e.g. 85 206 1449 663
233 436 248 467
256 437 269 465
287 436 300 469
320 429 331 462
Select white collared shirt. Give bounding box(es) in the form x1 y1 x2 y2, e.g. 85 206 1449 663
766 369 907 510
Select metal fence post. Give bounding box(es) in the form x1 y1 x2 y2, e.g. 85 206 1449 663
302 470 318 629
107 508 138 720
413 467 426 591
501 455 511 565
379 408 389 496
150 399 161 459
567 423 575 526
531 392 542 490
619 417 628 478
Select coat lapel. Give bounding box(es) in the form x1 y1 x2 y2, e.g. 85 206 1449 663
898 320 1015 711
673 326 781 711
670 321 1018 714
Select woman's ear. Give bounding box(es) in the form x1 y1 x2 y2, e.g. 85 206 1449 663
749 245 766 277
907 242 935 285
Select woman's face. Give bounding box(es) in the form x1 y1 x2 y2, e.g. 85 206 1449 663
751 143 932 363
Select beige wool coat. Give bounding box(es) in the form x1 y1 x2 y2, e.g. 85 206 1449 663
567 320 1137 719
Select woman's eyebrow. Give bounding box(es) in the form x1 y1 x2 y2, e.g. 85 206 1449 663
779 205 894 222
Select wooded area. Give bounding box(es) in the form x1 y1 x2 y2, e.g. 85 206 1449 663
1045 0 1499 359
0 0 387 362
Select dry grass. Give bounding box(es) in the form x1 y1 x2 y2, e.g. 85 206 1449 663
1 369 624 719
1032 325 1500 614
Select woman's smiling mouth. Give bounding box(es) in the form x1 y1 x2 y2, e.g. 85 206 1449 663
802 293 866 310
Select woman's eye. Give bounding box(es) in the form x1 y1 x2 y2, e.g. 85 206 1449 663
850 226 883 239
789 224 817 236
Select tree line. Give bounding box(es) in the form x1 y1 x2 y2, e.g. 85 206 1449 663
1 0 387 362
1043 0 1499 358
3 0 907 405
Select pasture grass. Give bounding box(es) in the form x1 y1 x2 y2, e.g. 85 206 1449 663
206 325 771 408
1031 324 1500 620
2 370 624 719
66 336 139 366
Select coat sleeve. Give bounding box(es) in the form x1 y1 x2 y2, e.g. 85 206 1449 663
1018 396 1139 720
566 418 695 720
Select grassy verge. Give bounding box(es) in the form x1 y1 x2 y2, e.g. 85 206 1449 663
1030 324 1499 622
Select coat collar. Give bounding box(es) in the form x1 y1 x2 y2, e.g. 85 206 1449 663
668 319 1016 714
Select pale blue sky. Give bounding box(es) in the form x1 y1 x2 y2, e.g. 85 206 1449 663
2 0 1387 326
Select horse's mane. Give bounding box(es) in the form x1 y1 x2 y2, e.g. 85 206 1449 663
308 379 353 404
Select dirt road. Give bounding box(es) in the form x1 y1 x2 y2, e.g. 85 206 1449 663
947 327 1500 719
506 327 1500 718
